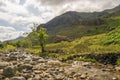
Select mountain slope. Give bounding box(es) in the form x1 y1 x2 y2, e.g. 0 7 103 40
103 26 120 45
37 5 120 42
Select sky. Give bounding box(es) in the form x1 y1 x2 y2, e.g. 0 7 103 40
0 0 120 41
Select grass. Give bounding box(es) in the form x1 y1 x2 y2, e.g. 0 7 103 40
74 57 96 62
25 47 40 55
102 26 120 45
25 26 120 56
0 45 16 52
117 58 120 65
45 33 120 54
25 25 120 63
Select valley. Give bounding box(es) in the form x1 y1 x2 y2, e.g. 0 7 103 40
0 3 120 80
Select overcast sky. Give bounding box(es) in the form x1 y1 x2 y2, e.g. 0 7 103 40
0 0 120 41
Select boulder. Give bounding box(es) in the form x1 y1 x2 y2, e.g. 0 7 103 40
17 64 33 71
115 66 120 72
3 66 16 77
0 62 9 69
11 76 26 80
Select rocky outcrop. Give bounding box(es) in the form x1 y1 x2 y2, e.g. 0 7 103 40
0 50 120 80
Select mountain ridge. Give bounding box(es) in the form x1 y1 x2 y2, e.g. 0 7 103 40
36 5 120 42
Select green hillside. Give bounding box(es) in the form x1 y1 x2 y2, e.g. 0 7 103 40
25 27 120 63
6 5 120 53
36 5 120 42
26 26 120 54
103 26 120 45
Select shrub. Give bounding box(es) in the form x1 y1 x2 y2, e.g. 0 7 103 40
102 26 120 45
15 39 32 48
116 58 120 65
4 45 16 50
0 43 4 48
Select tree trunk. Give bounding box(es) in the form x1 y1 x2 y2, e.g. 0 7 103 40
41 45 45 53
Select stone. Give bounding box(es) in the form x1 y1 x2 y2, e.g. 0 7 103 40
0 62 9 69
0 69 3 75
37 58 47 63
9 55 17 61
18 64 33 71
115 66 120 71
73 73 81 78
82 62 91 67
80 73 87 79
33 75 42 80
24 57 32 62
48 60 61 66
34 70 41 74
30 61 37 65
5 78 10 80
3 66 16 77
32 57 41 61
22 73 33 79
0 49 120 80
12 61 18 65
32 78 42 80
11 76 26 80
27 78 32 80
112 77 118 80
55 74 64 80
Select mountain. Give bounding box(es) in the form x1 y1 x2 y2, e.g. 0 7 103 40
5 36 24 42
37 5 120 42
13 36 24 40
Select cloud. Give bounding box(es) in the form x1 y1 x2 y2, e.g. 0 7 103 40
0 0 29 15
39 0 120 9
38 0 120 14
0 1 6 7
34 0 120 20
0 26 23 41
0 0 45 28
39 0 68 6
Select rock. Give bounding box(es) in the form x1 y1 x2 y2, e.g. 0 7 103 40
0 69 3 76
12 61 18 65
27 78 32 80
18 64 33 71
82 62 91 67
37 58 47 63
0 50 120 80
102 68 110 72
112 77 118 80
22 73 33 79
5 78 10 80
115 66 120 71
32 56 41 61
32 78 41 80
0 62 9 69
48 60 61 66
55 74 64 80
11 76 26 80
73 73 81 78
80 73 88 79
34 70 41 74
9 55 17 61
24 57 32 62
33 75 42 80
29 61 37 65
3 66 16 77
